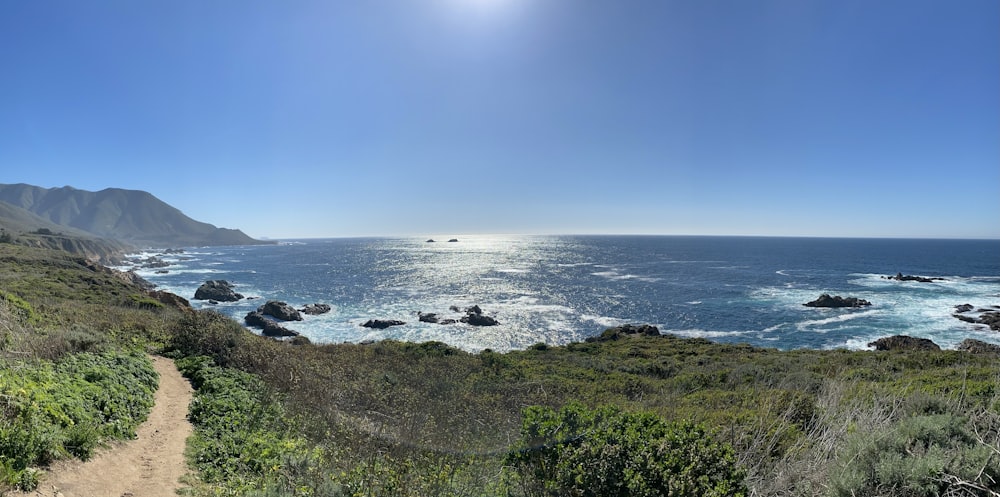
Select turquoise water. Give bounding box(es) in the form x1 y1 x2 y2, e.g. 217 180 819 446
125 236 1000 351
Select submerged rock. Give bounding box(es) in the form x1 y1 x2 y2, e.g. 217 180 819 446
194 280 244 302
867 335 940 351
803 294 872 308
362 319 406 329
260 300 303 321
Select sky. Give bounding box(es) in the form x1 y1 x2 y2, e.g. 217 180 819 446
1 0 997 239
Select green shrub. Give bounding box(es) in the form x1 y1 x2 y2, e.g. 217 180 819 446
177 355 310 493
507 403 747 497
831 413 1000 497
126 294 164 310
0 290 38 324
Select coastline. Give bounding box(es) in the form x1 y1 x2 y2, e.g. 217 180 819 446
118 236 1000 352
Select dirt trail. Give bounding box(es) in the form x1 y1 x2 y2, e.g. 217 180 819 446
15 356 194 497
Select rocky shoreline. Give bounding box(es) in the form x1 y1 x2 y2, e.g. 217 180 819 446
116 253 1000 351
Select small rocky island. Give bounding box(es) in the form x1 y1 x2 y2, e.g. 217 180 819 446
803 294 872 308
883 272 946 283
194 280 244 302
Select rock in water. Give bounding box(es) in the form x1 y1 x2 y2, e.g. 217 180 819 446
260 301 303 321
867 335 940 351
361 319 406 329
887 272 945 283
194 280 244 302
803 294 872 308
244 310 299 337
299 303 332 315
460 305 499 326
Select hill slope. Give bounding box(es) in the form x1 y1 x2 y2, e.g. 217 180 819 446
0 200 132 262
0 183 267 247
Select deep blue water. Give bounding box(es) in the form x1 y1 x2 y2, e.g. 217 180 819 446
124 236 1000 351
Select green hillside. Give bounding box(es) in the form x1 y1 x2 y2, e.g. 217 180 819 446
0 183 268 247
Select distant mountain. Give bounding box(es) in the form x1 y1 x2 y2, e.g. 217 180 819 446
0 183 268 247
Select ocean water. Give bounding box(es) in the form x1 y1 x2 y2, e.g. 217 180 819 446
122 236 1000 352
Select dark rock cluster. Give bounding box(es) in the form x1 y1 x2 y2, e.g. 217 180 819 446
362 319 406 329
242 299 328 338
245 310 299 337
194 280 244 302
300 303 331 315
867 335 941 351
883 272 946 283
803 294 872 308
415 305 499 326
460 305 499 326
952 305 1000 331
587 324 662 343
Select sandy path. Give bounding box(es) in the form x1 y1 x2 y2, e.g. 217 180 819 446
15 356 194 497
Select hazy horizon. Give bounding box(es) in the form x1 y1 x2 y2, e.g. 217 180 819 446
3 1 998 240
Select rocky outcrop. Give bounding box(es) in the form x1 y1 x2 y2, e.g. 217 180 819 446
952 307 1000 331
417 305 498 326
587 324 661 342
956 339 1000 355
448 239 459 243
460 305 499 326
418 312 456 325
803 294 872 308
867 335 940 351
884 272 946 283
146 290 191 311
245 310 299 337
194 280 243 302
260 301 303 321
299 303 331 315
140 256 171 269
362 319 406 329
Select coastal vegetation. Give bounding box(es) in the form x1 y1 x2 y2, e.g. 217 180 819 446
1 242 998 495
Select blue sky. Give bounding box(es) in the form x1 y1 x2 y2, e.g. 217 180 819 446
1 0 997 239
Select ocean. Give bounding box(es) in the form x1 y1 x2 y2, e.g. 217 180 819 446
122 236 1000 352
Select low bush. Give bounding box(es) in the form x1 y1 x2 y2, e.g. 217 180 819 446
506 403 747 497
831 413 1000 496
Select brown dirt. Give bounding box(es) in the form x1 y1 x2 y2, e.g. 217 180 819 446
13 356 194 497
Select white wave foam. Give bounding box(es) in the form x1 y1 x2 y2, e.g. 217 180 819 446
796 310 881 330
580 314 623 327
686 301 703 305
591 271 660 282
664 329 753 338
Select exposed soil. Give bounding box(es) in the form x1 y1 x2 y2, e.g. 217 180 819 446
13 356 194 497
